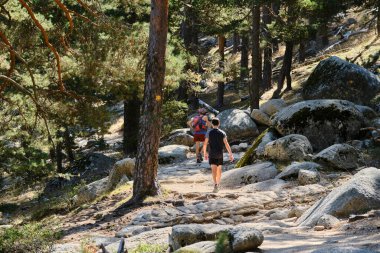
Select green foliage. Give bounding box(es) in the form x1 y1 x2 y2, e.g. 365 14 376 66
0 223 62 253
215 231 229 253
130 243 167 253
162 100 189 137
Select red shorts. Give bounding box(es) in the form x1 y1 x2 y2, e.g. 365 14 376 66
193 134 205 142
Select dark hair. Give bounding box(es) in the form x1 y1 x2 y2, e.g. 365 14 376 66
211 118 220 126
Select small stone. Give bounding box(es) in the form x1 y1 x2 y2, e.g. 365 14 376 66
314 225 325 231
298 169 320 185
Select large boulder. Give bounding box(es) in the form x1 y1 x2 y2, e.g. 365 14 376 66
260 99 287 116
302 56 380 105
72 177 108 206
169 224 232 251
298 169 320 185
217 109 259 141
256 131 278 157
174 241 216 253
313 144 362 170
229 227 264 252
276 162 321 180
297 167 380 227
272 99 367 151
106 158 134 191
251 109 271 126
263 134 313 161
158 145 190 164
166 132 194 147
222 162 278 188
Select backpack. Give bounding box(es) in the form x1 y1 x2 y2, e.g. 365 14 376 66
192 115 207 132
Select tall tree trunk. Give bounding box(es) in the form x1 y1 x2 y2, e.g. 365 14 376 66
131 0 168 202
377 2 380 36
299 41 305 63
56 130 63 173
233 31 240 54
216 34 225 108
262 5 272 91
250 5 261 110
64 125 74 164
123 91 141 155
271 1 280 53
240 35 249 87
273 41 294 98
320 22 329 47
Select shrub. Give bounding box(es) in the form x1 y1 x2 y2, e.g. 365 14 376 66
0 223 61 253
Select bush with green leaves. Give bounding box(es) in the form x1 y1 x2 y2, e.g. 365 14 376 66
0 223 61 253
162 100 189 137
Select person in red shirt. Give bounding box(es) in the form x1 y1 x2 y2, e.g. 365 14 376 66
188 108 209 163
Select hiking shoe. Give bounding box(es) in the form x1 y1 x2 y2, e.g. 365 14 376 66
197 153 203 161
196 158 202 163
213 184 219 193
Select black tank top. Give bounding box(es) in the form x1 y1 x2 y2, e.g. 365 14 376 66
206 128 226 158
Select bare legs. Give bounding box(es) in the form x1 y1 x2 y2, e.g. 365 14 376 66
195 141 200 158
211 165 222 185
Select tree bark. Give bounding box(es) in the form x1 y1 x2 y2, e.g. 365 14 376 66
123 91 141 155
377 2 380 36
250 5 261 110
56 130 63 173
233 31 240 54
131 0 168 202
271 1 280 53
216 34 225 108
299 41 305 63
262 5 272 91
273 41 294 98
240 35 249 85
320 22 329 47
64 125 75 164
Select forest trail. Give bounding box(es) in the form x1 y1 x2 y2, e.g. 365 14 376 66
51 147 380 253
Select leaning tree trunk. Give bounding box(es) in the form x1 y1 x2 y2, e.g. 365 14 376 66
132 0 168 202
250 5 261 110
262 5 272 91
64 125 75 164
377 1 380 36
240 35 249 87
273 41 294 98
216 34 225 108
123 90 141 155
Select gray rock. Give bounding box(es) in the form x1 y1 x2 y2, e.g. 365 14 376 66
313 144 362 170
311 247 375 253
272 99 367 151
297 167 380 227
298 169 320 185
251 109 271 126
158 145 190 164
174 241 216 253
270 210 290 220
302 56 380 105
355 105 377 119
222 162 278 188
166 132 194 147
170 224 232 251
264 134 313 161
230 227 264 252
170 128 192 136
217 109 259 142
316 214 339 229
288 206 309 218
373 118 380 128
231 145 241 153
51 243 81 253
260 99 287 116
239 142 249 150
276 162 321 180
256 131 278 157
115 225 152 238
241 179 289 193
106 158 134 191
72 177 108 206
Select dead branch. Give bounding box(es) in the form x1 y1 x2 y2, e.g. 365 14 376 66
18 0 65 92
323 29 369 53
77 0 99 17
